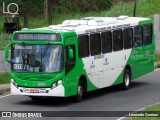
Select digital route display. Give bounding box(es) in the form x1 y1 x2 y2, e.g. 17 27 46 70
13 33 61 41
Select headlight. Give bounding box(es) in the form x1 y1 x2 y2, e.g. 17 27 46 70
52 80 62 89
11 79 18 88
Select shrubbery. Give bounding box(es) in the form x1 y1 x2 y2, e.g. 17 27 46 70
0 0 112 16
53 0 112 13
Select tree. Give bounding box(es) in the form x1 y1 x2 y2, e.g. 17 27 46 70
16 0 43 28
44 0 52 25
23 0 28 28
133 0 137 17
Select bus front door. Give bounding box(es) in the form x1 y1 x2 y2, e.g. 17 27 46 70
65 37 78 96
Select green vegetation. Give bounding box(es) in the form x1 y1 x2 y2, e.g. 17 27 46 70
144 104 160 111
128 104 160 120
1 0 160 29
0 0 160 50
0 0 112 15
155 54 160 62
0 72 10 84
52 0 112 13
0 34 11 51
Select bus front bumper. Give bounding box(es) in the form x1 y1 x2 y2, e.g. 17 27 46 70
11 82 65 97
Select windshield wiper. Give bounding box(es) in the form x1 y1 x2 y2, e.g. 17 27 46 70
39 43 50 72
22 42 27 64
42 43 50 58
39 49 43 72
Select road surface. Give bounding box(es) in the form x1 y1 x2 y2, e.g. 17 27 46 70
0 70 160 120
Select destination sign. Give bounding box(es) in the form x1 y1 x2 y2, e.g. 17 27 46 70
14 33 61 41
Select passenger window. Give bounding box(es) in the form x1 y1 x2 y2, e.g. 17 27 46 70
123 28 133 49
134 26 143 47
90 33 101 56
143 25 152 45
78 35 89 58
113 29 123 51
101 31 112 53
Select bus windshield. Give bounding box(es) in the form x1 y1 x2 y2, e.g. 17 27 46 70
11 44 64 73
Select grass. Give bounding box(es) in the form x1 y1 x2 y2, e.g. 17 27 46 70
0 72 10 84
155 54 160 62
0 34 11 51
1 0 160 29
128 104 160 120
19 0 160 28
144 104 160 111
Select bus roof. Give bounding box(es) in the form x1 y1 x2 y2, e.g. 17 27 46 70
23 16 152 35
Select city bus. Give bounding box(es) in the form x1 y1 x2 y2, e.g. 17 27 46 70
5 16 155 101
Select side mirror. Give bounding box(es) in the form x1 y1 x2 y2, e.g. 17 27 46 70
5 43 12 63
68 47 74 59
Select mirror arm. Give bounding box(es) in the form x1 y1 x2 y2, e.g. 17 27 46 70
5 43 12 63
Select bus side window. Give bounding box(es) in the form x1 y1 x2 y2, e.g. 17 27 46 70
134 26 143 47
113 29 123 51
78 35 89 58
66 45 76 73
90 33 101 56
143 24 152 45
101 31 112 53
123 28 133 49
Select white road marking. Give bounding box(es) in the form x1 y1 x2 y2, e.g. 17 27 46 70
0 94 11 99
117 117 125 120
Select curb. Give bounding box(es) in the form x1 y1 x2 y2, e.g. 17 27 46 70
155 62 160 69
0 84 10 95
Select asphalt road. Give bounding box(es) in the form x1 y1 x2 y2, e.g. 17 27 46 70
0 70 160 120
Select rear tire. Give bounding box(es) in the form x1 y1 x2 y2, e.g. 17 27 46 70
121 69 131 90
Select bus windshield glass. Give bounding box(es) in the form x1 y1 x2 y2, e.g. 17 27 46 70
11 44 64 73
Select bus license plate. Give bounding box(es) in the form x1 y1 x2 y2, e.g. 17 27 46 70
29 89 39 93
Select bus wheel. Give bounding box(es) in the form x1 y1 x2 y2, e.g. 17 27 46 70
122 69 131 90
74 81 84 102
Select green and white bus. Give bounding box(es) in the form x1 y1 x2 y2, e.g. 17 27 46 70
5 16 155 101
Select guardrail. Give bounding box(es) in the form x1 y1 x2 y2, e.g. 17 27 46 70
0 51 10 73
154 14 160 53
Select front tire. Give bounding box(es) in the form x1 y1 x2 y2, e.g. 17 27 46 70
121 69 131 90
73 81 84 102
